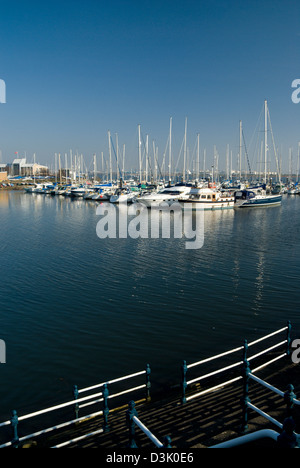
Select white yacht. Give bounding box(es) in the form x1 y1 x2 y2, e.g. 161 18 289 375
179 187 235 210
138 184 192 208
110 187 136 204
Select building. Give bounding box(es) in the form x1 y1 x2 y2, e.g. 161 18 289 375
11 158 49 177
12 159 26 176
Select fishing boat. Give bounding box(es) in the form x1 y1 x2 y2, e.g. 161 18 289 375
179 187 235 210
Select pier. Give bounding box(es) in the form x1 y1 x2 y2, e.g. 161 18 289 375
1 323 299 449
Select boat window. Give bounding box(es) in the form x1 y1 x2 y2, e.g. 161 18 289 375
161 190 181 195
207 195 212 199
201 195 206 199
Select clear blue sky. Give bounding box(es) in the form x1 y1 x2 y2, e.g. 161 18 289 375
0 0 299 174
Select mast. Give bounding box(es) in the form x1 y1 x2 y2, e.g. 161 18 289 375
146 134 149 183
226 144 229 180
138 124 142 183
239 120 242 181
297 141 300 183
169 117 172 183
122 144 125 180
264 100 268 184
93 153 97 183
59 153 62 185
108 131 112 183
196 133 200 181
116 133 119 182
183 117 187 182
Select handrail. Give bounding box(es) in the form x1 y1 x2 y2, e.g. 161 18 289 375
249 372 300 406
0 366 150 448
247 402 283 429
209 429 280 448
182 324 290 404
133 416 163 448
249 373 285 398
78 370 146 394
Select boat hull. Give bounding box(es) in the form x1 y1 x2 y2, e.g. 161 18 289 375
235 195 282 208
179 200 234 210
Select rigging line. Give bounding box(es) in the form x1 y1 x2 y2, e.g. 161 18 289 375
174 136 185 173
109 135 123 180
153 142 165 184
140 131 154 180
267 108 281 181
242 130 251 174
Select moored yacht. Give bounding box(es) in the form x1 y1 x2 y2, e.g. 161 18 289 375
179 187 235 210
110 186 136 204
234 186 282 208
138 183 192 207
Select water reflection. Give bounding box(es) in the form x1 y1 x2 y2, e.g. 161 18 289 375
0 191 299 420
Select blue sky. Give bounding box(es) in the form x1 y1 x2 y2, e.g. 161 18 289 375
0 0 299 174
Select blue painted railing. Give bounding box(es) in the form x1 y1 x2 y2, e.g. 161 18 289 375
181 322 291 405
0 365 151 448
0 322 297 448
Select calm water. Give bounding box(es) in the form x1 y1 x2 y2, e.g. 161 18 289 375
0 191 299 421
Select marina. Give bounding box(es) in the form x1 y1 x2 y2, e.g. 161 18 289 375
1 1 300 450
0 188 299 436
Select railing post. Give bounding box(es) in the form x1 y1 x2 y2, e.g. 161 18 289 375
284 384 296 418
102 384 110 433
243 339 248 362
241 360 251 433
163 436 172 448
10 410 19 448
126 400 138 448
181 360 188 404
73 385 79 419
277 417 298 448
146 364 151 402
286 320 292 356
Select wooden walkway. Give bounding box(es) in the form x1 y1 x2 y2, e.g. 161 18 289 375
22 357 300 449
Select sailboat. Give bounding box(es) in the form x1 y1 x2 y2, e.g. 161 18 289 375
234 100 282 208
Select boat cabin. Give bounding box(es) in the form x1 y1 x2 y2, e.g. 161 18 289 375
234 190 256 201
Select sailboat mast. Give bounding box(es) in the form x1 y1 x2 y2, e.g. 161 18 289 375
108 131 112 184
264 100 268 184
239 120 242 181
169 117 172 183
138 124 142 183
183 117 187 182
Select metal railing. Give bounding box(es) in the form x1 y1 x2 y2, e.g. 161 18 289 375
0 322 294 448
241 357 300 441
181 322 291 404
210 429 280 448
126 400 172 449
0 364 151 448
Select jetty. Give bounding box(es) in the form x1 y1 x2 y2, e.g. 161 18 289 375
1 322 300 449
